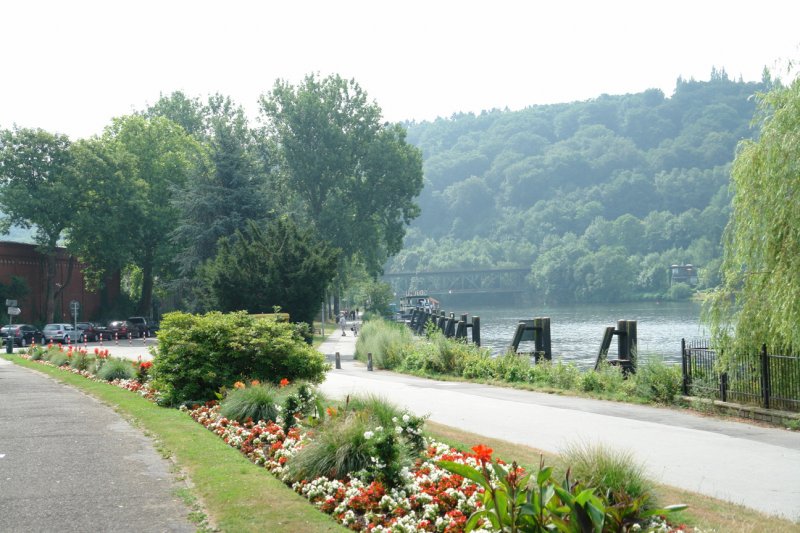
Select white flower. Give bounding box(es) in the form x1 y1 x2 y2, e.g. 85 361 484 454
364 430 374 439
402 414 411 423
395 426 404 434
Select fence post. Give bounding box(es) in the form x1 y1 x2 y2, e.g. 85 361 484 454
335 351 341 370
760 343 770 409
472 316 480 346
681 338 689 396
367 352 374 372
720 372 728 402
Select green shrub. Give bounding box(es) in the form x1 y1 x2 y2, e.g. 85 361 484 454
97 358 136 381
355 319 414 369
532 360 582 389
494 351 532 382
462 352 496 379
560 440 653 499
151 311 329 406
634 357 682 404
580 362 628 394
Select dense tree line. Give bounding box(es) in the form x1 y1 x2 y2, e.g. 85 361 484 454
0 74 423 323
389 70 767 303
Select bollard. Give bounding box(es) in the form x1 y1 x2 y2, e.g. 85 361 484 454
129 334 132 346
335 351 341 369
367 352 373 371
84 334 88 349
115 333 119 345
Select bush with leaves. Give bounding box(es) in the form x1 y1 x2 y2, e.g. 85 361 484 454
634 357 682 404
355 319 414 369
151 311 329 406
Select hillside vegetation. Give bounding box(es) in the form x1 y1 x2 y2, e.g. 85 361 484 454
389 70 768 303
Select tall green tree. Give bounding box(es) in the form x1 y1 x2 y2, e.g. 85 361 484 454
0 127 80 322
259 74 424 280
706 76 800 355
93 115 204 316
204 217 339 325
169 94 271 275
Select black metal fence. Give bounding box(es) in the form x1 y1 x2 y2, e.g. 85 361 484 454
681 339 800 412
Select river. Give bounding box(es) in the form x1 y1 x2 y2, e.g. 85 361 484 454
449 301 707 367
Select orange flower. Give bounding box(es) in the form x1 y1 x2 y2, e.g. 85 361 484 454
279 378 290 388
471 444 493 465
326 407 337 417
233 381 246 389
250 380 260 386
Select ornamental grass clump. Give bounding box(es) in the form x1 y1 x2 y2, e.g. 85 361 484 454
68 350 93 371
97 357 136 381
47 351 69 367
560 440 653 500
221 383 283 424
355 319 414 369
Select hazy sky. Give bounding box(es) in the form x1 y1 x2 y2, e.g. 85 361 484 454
1 0 798 139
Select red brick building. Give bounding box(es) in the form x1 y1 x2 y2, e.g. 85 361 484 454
0 241 119 324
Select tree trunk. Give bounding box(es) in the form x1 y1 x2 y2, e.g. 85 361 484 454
138 250 154 317
45 252 57 323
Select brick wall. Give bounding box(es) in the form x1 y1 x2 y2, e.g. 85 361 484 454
0 241 119 324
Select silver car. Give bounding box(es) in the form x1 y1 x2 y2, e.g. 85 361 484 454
42 323 79 344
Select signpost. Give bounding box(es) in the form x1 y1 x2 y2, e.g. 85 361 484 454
5 299 19 354
69 300 80 332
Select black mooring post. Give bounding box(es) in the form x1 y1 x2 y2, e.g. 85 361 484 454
472 316 480 346
335 352 341 370
534 317 552 361
367 352 374 371
681 338 689 396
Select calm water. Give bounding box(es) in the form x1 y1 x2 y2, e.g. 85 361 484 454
452 301 707 367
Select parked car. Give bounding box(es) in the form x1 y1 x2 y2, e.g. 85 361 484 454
42 323 80 344
76 322 103 342
106 320 134 339
0 324 41 347
128 316 154 338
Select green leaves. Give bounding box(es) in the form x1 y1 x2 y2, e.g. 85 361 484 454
438 454 686 532
707 75 800 357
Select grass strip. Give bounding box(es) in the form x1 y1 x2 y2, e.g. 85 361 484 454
4 355 346 533
425 420 800 533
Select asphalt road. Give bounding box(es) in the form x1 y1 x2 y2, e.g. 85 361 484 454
318 327 800 522
0 356 193 532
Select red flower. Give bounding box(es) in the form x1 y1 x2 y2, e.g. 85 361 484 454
140 361 153 370
471 444 493 465
279 378 290 388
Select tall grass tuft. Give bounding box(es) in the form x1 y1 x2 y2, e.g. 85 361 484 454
560 440 653 499
69 351 93 372
355 319 414 369
97 357 136 381
220 384 282 424
345 394 405 427
47 352 69 367
285 414 373 482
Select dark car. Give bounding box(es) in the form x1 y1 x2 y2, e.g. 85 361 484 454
127 316 152 338
1 324 41 347
106 320 134 340
76 322 103 342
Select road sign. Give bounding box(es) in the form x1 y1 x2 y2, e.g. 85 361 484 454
7 306 21 316
5 299 17 307
69 300 80 316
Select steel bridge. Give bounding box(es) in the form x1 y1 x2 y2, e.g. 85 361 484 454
381 268 530 296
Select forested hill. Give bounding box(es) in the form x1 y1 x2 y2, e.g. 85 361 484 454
387 72 767 303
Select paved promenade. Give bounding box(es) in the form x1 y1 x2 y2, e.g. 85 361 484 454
318 327 800 521
0 357 194 532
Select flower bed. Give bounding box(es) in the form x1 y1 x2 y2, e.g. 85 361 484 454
16 344 690 532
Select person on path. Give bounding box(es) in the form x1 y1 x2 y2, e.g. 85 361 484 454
339 314 347 336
